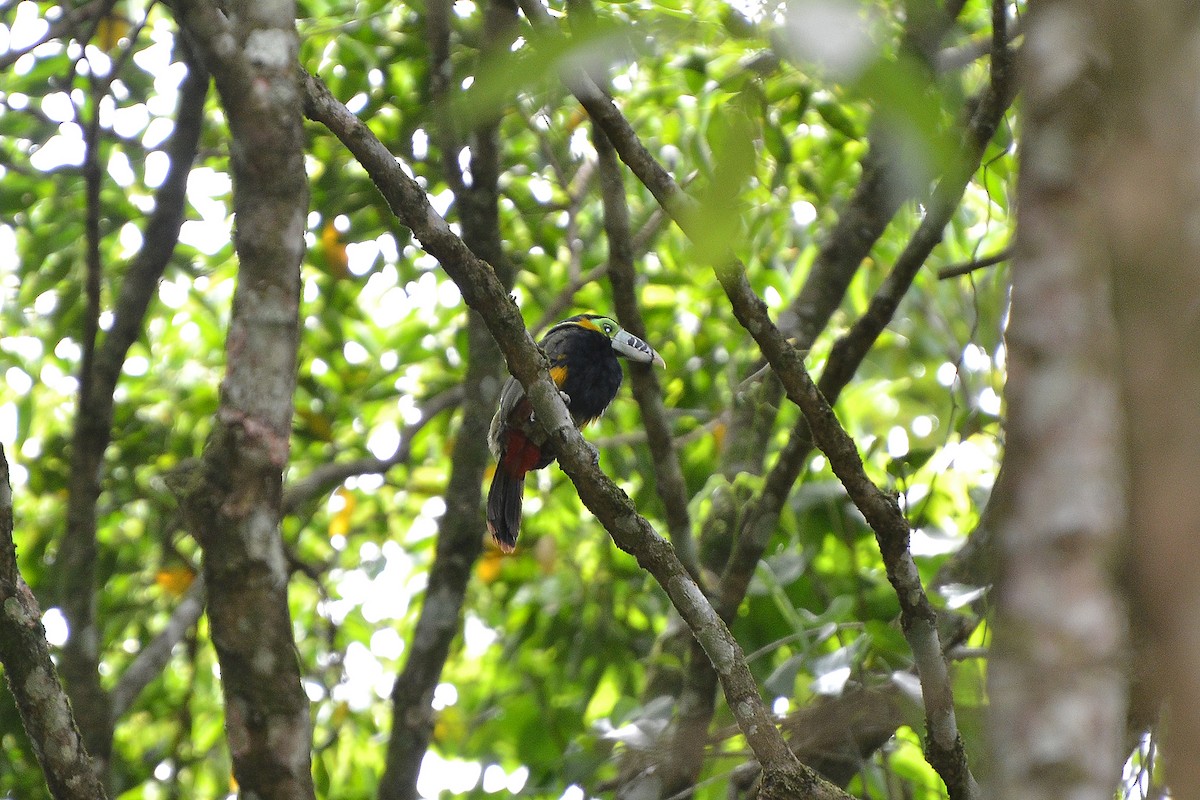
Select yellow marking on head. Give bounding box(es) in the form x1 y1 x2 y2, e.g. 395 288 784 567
550 365 568 387
573 316 602 333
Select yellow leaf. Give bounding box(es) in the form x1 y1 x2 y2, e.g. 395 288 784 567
408 466 448 495
433 706 466 744
641 284 676 308
155 566 196 598
319 221 349 278
477 548 503 583
296 407 334 442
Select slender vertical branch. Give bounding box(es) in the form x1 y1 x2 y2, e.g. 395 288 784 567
58 64 112 770
57 43 208 773
379 1 519 796
595 128 699 581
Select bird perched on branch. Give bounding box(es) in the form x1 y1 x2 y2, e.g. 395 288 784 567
486 314 665 552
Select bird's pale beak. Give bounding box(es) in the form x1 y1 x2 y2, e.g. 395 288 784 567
612 329 666 368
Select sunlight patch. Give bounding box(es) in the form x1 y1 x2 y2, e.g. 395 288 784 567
41 608 68 647
417 751 481 798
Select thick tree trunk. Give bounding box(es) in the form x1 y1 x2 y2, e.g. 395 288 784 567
993 1 1200 797
171 1 315 797
990 3 1129 798
1099 4 1200 796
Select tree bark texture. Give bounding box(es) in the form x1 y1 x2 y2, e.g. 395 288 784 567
989 2 1129 798
0 446 109 800
171 1 315 797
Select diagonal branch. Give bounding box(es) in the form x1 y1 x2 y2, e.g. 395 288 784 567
109 578 207 722
280 386 463 515
0 0 110 71
936 245 1011 279
530 207 668 336
503 8 984 796
0 446 109 800
301 68 851 800
717 263 979 799
719 34 1015 627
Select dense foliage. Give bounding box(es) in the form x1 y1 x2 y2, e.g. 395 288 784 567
0 0 1026 798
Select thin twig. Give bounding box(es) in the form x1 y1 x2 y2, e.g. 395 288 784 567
0 0 109 71
280 386 463 514
110 577 206 721
529 206 668 335
937 246 1012 279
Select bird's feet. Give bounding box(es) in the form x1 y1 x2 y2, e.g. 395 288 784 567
531 391 572 424
585 440 600 465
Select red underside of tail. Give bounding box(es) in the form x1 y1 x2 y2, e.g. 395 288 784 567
502 430 542 476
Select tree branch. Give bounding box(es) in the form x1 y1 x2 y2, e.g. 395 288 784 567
822 78 1014 395
56 58 112 769
94 45 208 397
280 386 463 515
301 67 848 800
58 38 208 770
716 264 979 800
170 1 315 797
109 578 207 722
0 0 109 71
380 0 519 795
529 207 667 336
936 246 1012 279
0 446 109 800
595 127 700 582
501 8 983 794
379 324 502 800
720 27 1015 630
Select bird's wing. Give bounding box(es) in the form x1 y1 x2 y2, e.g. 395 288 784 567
488 375 525 458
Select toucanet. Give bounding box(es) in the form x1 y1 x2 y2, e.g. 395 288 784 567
486 314 665 551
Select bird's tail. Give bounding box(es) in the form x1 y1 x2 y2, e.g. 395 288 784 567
486 466 524 552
